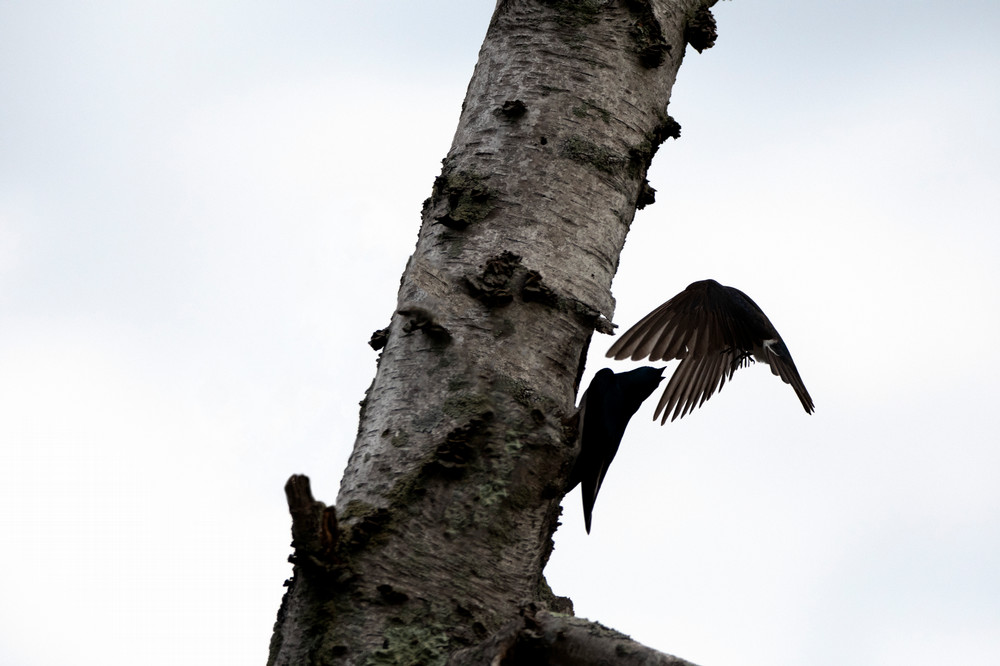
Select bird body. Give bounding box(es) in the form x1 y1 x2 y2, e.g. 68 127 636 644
570 366 664 533
607 279 814 422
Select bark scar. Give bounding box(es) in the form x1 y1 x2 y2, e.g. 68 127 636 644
397 306 452 343
625 0 671 67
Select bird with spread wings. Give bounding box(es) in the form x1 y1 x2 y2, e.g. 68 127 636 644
606 279 814 423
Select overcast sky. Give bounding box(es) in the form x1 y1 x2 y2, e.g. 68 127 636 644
2 2 999 665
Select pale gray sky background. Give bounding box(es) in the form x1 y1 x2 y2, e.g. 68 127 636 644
2 2 998 665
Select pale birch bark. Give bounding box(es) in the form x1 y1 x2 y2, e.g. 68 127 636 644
269 1 720 663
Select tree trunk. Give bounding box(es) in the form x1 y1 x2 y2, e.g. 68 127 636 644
269 1 719 663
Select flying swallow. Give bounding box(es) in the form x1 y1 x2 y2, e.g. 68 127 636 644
569 366 665 533
606 279 814 423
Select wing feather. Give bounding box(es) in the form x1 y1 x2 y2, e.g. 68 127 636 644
609 279 814 421
760 342 815 413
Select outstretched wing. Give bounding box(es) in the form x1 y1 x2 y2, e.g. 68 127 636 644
607 280 809 421
607 280 757 362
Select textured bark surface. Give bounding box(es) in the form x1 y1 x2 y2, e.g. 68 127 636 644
448 606 700 665
269 1 718 664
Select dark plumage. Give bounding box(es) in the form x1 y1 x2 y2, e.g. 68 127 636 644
570 366 665 533
606 279 814 423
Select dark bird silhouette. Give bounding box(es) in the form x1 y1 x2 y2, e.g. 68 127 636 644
606 279 814 423
569 366 665 533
